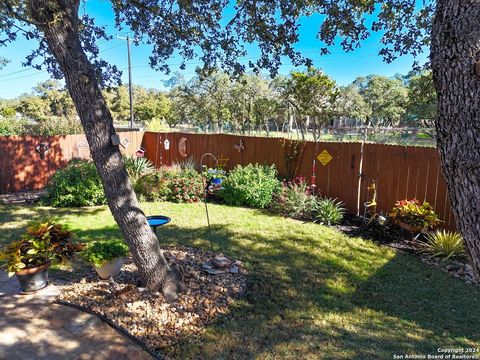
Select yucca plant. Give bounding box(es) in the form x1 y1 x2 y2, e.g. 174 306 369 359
314 198 345 226
124 156 155 183
422 230 465 261
174 156 198 172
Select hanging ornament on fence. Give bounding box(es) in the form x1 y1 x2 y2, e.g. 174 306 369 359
164 139 170 150
35 143 51 159
234 139 245 152
135 147 145 158
178 137 189 158
317 149 333 166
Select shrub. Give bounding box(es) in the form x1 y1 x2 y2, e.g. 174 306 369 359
220 164 280 208
271 176 318 220
315 198 345 225
389 199 440 230
124 156 155 184
135 167 204 203
41 159 106 207
82 240 129 268
134 169 172 202
422 230 465 261
169 168 204 203
0 118 27 135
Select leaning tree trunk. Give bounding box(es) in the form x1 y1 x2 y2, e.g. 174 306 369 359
431 0 480 280
29 0 182 301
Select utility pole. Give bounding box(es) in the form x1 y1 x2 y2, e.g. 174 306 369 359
117 34 134 128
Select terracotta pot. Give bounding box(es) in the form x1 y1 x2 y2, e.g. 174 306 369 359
94 257 123 280
398 221 425 233
16 262 50 293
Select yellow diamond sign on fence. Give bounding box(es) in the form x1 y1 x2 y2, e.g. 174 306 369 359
317 149 333 166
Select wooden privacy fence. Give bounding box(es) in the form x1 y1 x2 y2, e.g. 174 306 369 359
0 131 143 193
142 132 456 230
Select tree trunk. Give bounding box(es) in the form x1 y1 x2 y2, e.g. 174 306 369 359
431 0 480 280
29 0 182 300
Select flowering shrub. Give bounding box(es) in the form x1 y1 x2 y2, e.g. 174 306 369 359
134 169 172 202
135 167 203 203
271 176 318 220
169 169 204 203
389 199 440 230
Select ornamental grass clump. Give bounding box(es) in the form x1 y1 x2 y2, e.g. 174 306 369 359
314 197 345 225
422 230 465 261
124 156 155 184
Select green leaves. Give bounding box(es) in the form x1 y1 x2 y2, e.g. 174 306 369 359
389 199 440 229
124 156 155 184
41 159 106 207
0 220 77 275
220 164 280 209
422 230 465 261
81 240 129 268
315 198 346 226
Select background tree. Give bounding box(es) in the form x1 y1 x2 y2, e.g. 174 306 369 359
334 84 371 125
353 75 408 127
288 67 338 139
404 70 437 127
0 57 9 69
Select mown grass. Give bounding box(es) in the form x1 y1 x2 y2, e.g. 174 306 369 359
0 202 478 359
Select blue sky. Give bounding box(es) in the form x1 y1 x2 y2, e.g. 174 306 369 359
0 1 428 99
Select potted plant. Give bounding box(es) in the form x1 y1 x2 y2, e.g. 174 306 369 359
82 240 129 279
389 199 441 233
0 221 82 292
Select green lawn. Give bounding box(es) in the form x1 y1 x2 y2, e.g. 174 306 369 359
0 202 479 359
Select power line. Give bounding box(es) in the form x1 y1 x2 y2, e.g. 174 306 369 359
0 70 48 81
0 42 125 82
0 67 35 77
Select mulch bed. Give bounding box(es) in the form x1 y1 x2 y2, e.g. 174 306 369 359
56 245 247 350
335 214 479 286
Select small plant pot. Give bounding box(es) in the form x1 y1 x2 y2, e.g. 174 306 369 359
94 258 124 280
15 262 50 293
398 221 425 234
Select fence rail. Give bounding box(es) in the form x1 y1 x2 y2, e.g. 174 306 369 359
0 132 143 193
142 132 456 230
0 131 456 230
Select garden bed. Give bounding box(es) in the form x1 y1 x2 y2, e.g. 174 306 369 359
56 245 247 351
335 214 479 286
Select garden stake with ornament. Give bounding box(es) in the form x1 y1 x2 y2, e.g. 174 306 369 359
200 152 238 275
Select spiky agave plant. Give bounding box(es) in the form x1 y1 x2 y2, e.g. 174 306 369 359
124 156 155 184
422 230 465 261
314 198 345 226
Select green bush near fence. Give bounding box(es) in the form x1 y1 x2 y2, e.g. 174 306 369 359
41 159 107 207
220 163 280 208
135 166 204 203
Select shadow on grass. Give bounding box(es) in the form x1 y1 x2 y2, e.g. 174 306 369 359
0 204 106 245
71 222 480 359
